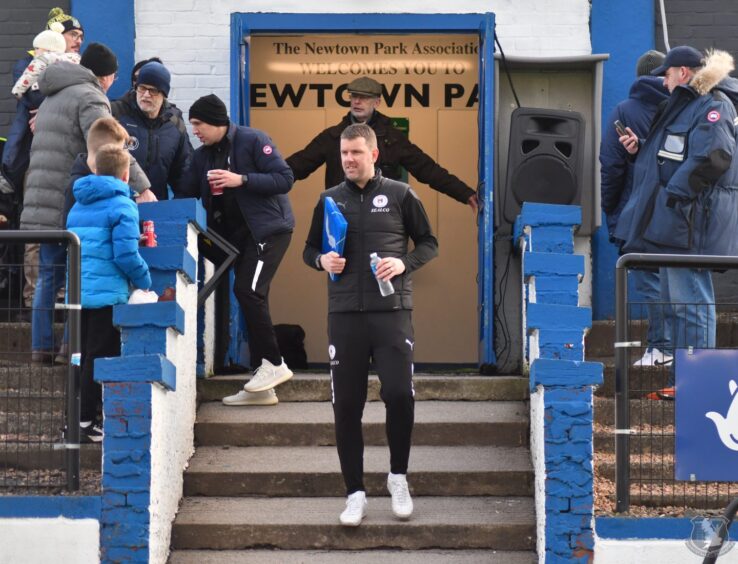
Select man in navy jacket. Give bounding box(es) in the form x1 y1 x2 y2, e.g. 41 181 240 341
616 46 738 398
180 94 295 405
600 50 670 367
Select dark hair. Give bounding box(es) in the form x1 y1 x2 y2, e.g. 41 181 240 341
131 57 163 86
95 144 129 179
340 123 377 149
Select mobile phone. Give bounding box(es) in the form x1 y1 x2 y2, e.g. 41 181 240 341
614 120 627 137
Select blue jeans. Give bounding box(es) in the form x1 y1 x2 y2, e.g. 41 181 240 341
31 243 67 352
632 269 671 351
660 266 716 351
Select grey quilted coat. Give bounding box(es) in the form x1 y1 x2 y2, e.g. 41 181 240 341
21 62 148 230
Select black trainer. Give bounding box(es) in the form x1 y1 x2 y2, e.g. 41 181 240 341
80 420 103 443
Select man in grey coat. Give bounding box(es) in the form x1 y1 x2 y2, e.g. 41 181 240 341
21 42 156 363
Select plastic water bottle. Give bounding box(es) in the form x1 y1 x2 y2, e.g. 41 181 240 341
369 252 395 297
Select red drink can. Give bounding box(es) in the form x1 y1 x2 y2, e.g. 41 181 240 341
143 220 156 247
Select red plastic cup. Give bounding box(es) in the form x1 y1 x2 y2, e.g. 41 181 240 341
207 170 223 196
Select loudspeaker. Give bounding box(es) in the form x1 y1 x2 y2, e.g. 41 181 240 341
502 108 585 226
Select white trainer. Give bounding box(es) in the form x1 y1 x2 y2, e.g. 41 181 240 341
339 491 367 527
222 388 278 406
243 358 294 393
633 347 673 367
387 473 413 520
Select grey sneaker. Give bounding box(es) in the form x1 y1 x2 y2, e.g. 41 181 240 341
339 491 367 527
222 388 278 406
243 358 293 393
387 473 413 520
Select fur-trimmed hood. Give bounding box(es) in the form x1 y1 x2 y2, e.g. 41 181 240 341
690 49 735 95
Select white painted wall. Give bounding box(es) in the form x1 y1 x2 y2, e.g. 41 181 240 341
148 225 199 564
134 0 592 139
0 518 99 563
595 538 738 563
530 386 546 563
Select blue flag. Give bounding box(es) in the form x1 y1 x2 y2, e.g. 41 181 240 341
322 196 348 282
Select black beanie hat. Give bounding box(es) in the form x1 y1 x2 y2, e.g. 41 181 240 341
189 94 229 126
80 43 118 77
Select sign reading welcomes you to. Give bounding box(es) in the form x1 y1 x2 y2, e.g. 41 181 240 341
249 34 479 110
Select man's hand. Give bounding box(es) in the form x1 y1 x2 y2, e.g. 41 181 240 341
28 109 38 134
135 188 158 203
208 169 243 189
320 251 346 274
374 257 405 282
620 126 639 155
467 194 479 214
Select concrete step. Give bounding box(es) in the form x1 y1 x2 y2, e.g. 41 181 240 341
593 397 674 427
591 357 672 398
0 443 100 470
171 496 535 551
168 549 537 563
0 363 69 394
0 322 65 361
184 445 533 497
195 401 529 448
586 317 738 358
198 374 529 403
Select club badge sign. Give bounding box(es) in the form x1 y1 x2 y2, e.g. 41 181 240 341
249 34 479 110
675 348 738 481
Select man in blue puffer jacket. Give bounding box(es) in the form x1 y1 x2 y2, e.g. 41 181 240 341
600 50 671 367
67 144 152 441
615 46 738 399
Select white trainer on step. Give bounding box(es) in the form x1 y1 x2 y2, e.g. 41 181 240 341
243 358 293 393
339 491 367 527
387 472 413 520
222 388 278 406
633 347 673 367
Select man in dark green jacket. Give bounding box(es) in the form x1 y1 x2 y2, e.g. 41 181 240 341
286 76 478 211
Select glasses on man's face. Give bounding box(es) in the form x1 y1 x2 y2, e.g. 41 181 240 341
66 30 84 42
136 85 162 97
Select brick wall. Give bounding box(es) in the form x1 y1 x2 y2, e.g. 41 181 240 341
134 0 592 131
655 0 738 54
0 2 69 139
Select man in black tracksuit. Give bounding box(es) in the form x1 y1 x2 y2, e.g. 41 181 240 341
287 76 478 211
303 123 438 527
180 94 295 405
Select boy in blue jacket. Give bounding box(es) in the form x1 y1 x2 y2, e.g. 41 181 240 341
67 144 152 442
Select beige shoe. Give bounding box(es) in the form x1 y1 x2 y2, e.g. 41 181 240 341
222 388 278 406
243 358 293 393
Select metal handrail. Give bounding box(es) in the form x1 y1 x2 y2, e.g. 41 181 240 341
614 253 738 513
0 230 81 491
194 226 239 308
703 497 738 563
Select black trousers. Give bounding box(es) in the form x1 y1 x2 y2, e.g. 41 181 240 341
80 306 120 422
232 230 291 368
328 310 415 495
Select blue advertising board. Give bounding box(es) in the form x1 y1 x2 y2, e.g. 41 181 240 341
676 349 738 481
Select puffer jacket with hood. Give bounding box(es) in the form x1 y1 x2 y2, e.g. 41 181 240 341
614 50 738 256
67 174 151 309
21 62 149 231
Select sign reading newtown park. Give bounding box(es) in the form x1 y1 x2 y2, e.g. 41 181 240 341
249 34 479 109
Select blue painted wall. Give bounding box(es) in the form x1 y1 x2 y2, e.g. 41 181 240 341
590 0 655 319
71 0 135 101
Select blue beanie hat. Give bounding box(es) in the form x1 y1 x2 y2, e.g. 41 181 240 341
136 62 171 97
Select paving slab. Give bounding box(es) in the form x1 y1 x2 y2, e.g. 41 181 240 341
169 549 537 564
184 445 533 497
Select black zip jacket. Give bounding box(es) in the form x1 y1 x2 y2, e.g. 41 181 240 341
287 110 475 204
303 171 438 313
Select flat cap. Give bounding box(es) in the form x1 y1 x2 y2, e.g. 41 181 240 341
347 77 382 97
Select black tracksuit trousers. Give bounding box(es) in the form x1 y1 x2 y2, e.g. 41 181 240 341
328 310 415 495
